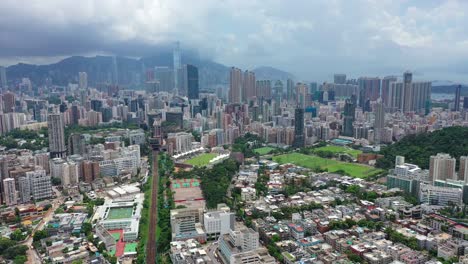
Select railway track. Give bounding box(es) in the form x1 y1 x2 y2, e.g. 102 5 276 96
146 150 159 263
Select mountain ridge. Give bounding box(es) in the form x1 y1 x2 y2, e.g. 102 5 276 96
5 53 294 89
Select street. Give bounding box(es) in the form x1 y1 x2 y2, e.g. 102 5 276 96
25 186 64 264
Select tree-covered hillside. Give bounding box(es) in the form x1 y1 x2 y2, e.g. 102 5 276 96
376 126 468 169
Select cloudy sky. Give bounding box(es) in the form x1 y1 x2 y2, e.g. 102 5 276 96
1 0 468 83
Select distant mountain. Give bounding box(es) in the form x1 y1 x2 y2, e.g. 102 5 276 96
431 80 458 86
431 83 468 96
6 53 293 90
253 66 294 81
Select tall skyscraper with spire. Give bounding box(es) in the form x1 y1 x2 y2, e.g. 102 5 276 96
454 84 461 111
173 41 181 94
112 56 118 85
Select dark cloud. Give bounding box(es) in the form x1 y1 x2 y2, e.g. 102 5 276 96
0 0 468 82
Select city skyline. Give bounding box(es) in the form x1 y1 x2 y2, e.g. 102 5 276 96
1 1 468 83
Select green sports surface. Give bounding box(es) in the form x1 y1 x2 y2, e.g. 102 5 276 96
313 145 362 158
253 147 275 155
124 242 138 253
107 207 133 220
185 153 217 167
111 232 121 241
273 153 383 178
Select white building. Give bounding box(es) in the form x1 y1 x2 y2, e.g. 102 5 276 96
171 207 206 242
219 227 267 264
50 158 79 186
94 194 144 242
28 170 53 200
419 184 463 206
203 205 235 240
241 187 257 201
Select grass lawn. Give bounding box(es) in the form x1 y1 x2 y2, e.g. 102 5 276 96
185 153 217 167
125 242 138 253
253 147 275 155
273 153 383 178
107 207 133 220
314 145 362 158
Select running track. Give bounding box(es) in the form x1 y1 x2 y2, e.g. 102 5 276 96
146 150 159 263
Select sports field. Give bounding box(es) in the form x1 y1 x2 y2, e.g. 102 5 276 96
185 153 217 167
107 207 133 220
253 147 275 155
314 145 362 158
111 232 121 241
125 242 138 253
273 153 383 178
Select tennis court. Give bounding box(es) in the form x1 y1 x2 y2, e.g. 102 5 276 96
107 207 133 220
171 179 200 189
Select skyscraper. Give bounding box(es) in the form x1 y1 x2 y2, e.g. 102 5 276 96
2 92 15 113
187 64 199 100
387 72 431 114
173 41 181 92
403 71 413 113
334 74 346 84
3 178 16 206
48 113 67 158
358 77 381 109
286 79 295 101
342 97 355 137
112 56 118 85
454 84 461 111
255 80 271 100
293 108 305 148
295 83 309 108
0 66 7 89
429 153 456 182
243 71 256 101
464 97 468 110
229 67 242 103
459 156 468 183
155 66 174 92
78 72 88 89
381 76 397 108
273 80 283 115
374 98 385 144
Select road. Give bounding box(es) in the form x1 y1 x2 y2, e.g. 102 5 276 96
25 186 64 264
206 243 222 264
146 150 159 264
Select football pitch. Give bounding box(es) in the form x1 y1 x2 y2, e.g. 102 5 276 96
107 207 133 220
273 152 383 178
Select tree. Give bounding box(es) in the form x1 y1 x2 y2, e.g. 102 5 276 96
0 237 15 252
10 229 26 241
2 245 28 260
271 234 280 243
13 255 27 264
81 222 92 235
33 230 49 242
51 177 62 186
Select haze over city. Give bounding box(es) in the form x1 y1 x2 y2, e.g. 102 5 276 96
0 1 467 264
2 0 468 82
